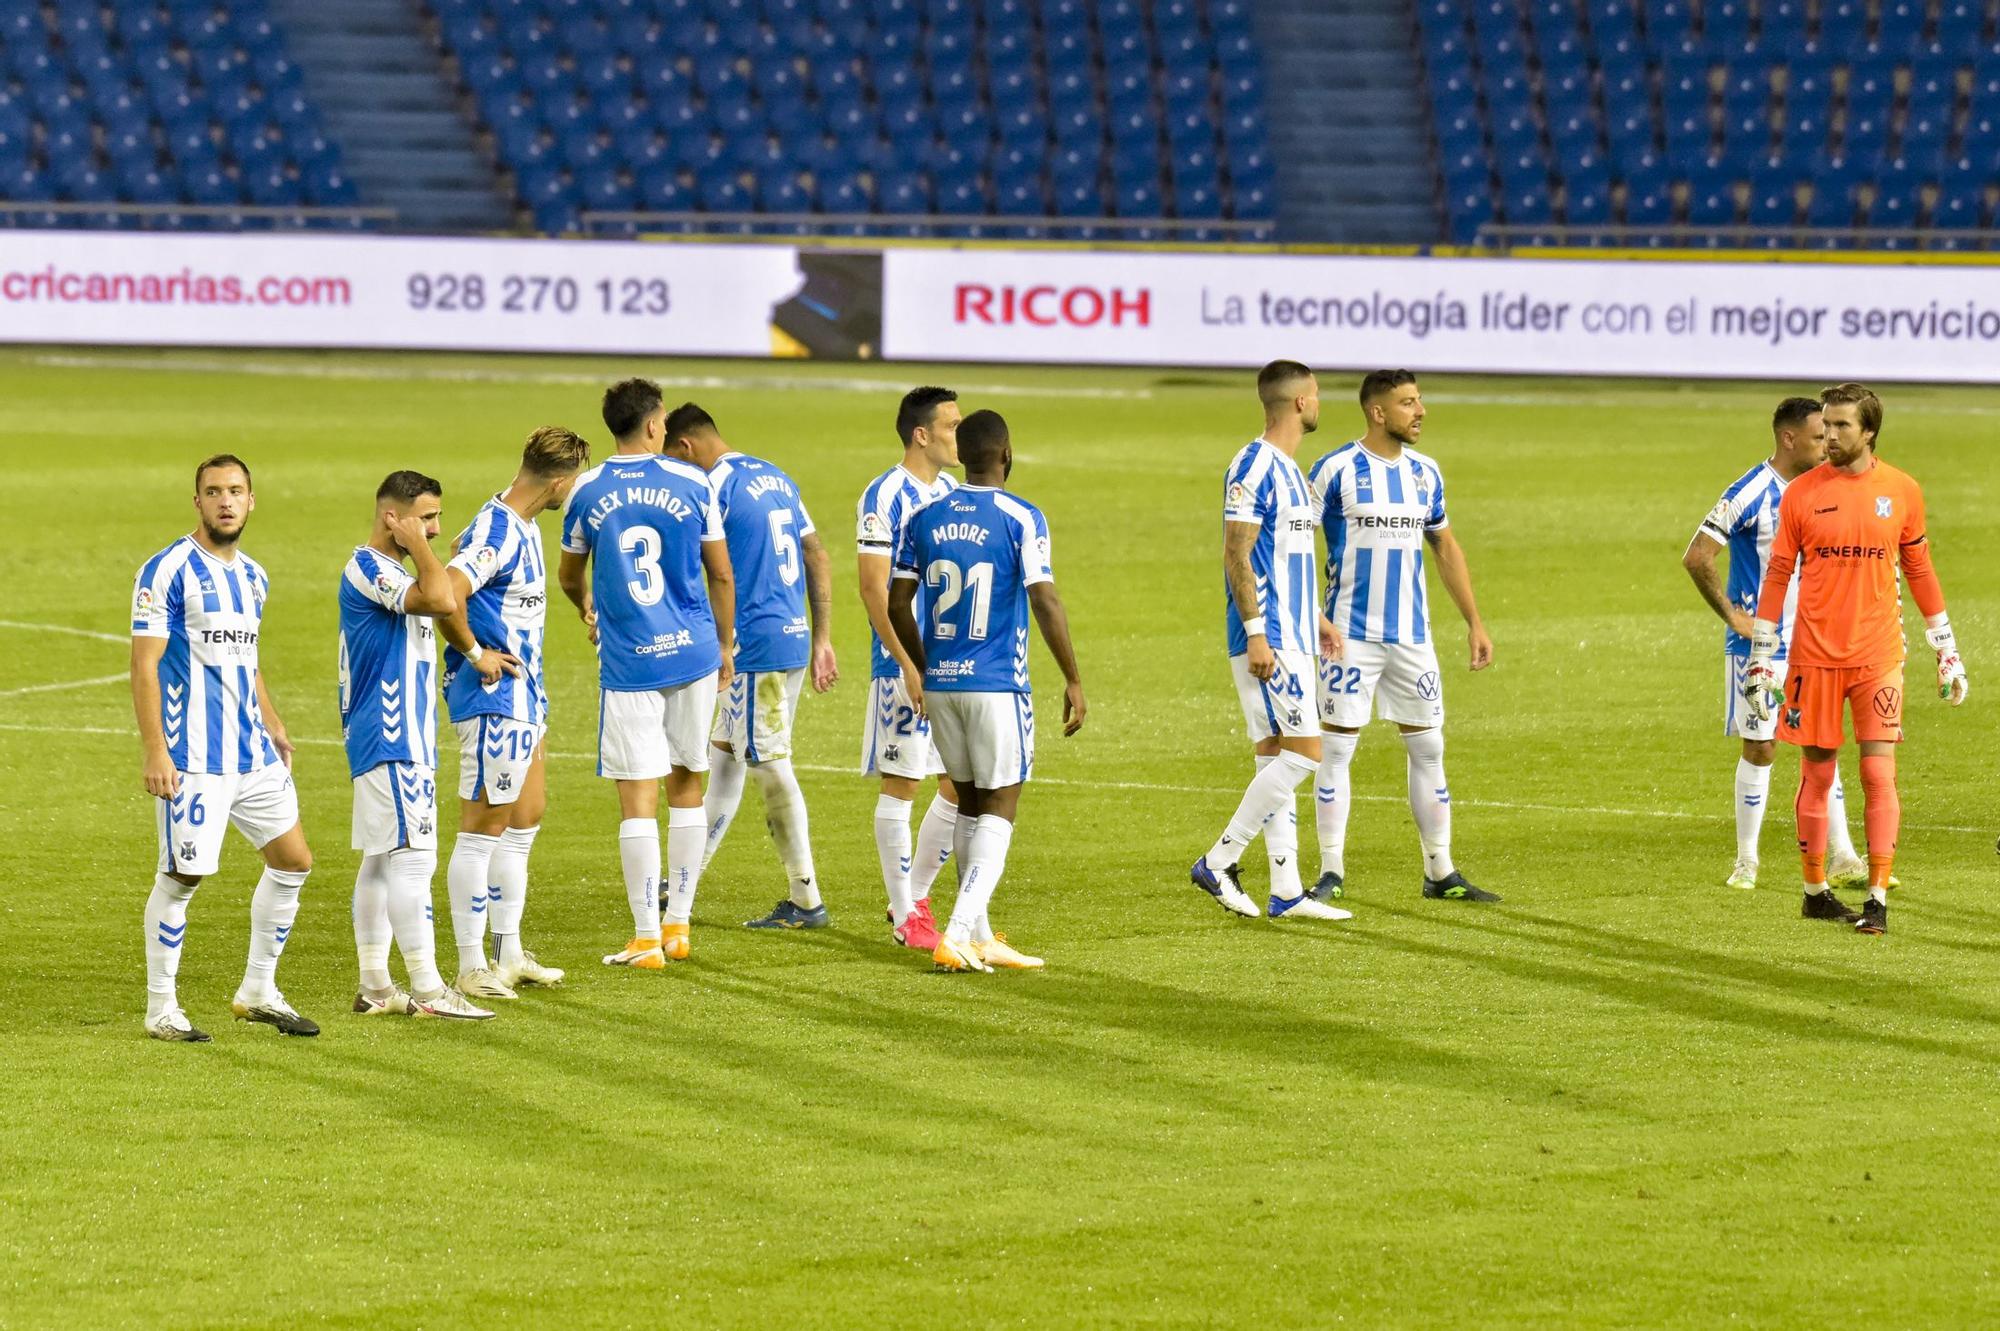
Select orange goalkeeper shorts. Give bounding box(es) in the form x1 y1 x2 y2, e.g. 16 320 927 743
1778 662 1905 748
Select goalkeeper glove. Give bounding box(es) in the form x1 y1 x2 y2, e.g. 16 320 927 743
1926 618 1970 706
1742 621 1784 724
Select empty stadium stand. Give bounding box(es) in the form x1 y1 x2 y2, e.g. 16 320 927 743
1423 0 2000 247
0 0 368 228
424 0 1278 238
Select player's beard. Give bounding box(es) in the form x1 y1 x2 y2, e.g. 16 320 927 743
201 515 247 548
1388 426 1417 447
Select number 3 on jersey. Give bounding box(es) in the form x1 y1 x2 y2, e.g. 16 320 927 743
927 558 993 640
619 525 663 606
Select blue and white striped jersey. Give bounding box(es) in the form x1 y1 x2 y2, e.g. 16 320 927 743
444 496 549 725
857 462 957 679
1309 440 1448 646
337 545 439 779
1222 439 1319 658
131 536 280 776
560 453 725 692
711 452 816 673
1696 459 1798 658
893 485 1052 695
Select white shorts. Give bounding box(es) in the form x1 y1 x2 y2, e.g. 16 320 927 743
1318 640 1445 729
599 674 720 780
351 762 439 854
711 667 805 762
928 690 1035 789
1724 653 1777 741
155 763 301 877
456 715 547 803
861 675 945 779
1231 650 1319 741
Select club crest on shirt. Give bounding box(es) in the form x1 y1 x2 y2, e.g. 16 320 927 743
1875 496 1893 518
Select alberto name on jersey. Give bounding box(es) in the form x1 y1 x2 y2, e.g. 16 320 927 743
445 497 550 725
711 452 814 672
1310 440 1446 644
1222 439 1318 657
561 452 724 691
893 485 1051 693
132 535 280 775
1697 459 1799 659
337 545 439 778
857 463 957 678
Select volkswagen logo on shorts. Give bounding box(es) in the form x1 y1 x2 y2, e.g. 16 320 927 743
1872 686 1900 719
1416 671 1441 701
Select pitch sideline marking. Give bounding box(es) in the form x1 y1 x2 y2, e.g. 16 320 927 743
0 619 128 644
0 673 127 698
0 720 1983 836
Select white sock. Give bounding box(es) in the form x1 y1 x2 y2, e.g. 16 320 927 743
145 872 197 1021
446 831 499 973
488 824 537 966
619 817 661 938
702 744 748 869
240 865 307 1003
385 847 444 996
874 793 915 924
948 814 1014 942
1402 727 1454 880
1735 758 1771 862
353 853 394 993
910 794 958 903
1255 755 1304 901
1316 731 1358 879
951 806 976 892
1827 772 1860 861
751 758 820 909
1206 750 1316 871
663 806 705 925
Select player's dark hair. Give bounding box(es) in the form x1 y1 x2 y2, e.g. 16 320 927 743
896 385 957 445
1357 369 1418 405
1820 382 1883 444
1256 360 1314 407
663 401 718 444
601 378 663 441
521 425 591 477
194 453 252 492
1771 397 1820 434
376 470 442 504
957 409 1010 472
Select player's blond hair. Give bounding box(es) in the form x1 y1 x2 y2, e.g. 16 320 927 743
1820 383 1883 444
520 425 591 478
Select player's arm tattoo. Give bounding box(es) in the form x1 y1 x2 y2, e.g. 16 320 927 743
1427 527 1486 629
701 538 736 659
436 568 482 655
1222 521 1262 629
887 576 925 672
402 534 457 617
802 529 833 644
1681 530 1739 626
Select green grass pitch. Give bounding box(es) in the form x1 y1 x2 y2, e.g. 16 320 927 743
1 346 1996 1328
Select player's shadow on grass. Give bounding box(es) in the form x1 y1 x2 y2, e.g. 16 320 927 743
1350 902 2000 1067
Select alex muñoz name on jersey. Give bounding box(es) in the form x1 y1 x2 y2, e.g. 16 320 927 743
1697 459 1799 659
561 453 724 691
893 485 1051 694
1221 439 1318 658
445 496 549 725
711 451 815 673
1310 440 1447 645
857 463 957 679
337 545 439 778
131 535 280 776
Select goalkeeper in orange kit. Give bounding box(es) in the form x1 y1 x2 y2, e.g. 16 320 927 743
1742 383 1969 936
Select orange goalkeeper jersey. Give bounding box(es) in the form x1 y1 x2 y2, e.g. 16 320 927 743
1756 457 1946 669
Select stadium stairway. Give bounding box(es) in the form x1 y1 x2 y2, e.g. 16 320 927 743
267 0 513 232
1255 0 1443 242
